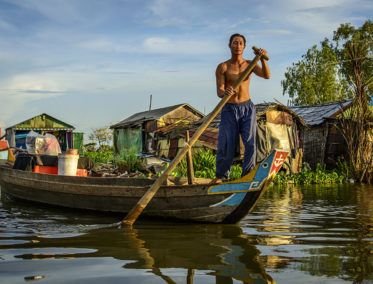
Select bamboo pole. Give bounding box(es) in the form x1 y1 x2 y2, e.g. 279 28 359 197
122 47 269 226
186 130 195 185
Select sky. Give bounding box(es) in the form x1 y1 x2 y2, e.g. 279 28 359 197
0 0 371 135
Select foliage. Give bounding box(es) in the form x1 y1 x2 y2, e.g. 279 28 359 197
332 20 373 98
172 149 349 184
332 20 373 183
229 164 243 180
83 142 96 152
282 20 373 105
115 149 144 173
171 149 241 180
282 20 373 183
282 41 347 105
88 127 113 149
97 144 113 152
273 163 348 185
84 151 113 164
335 158 354 180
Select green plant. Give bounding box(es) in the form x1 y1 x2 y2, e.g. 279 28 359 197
273 171 290 185
172 149 242 180
273 163 348 185
115 149 144 173
228 164 242 181
84 151 113 164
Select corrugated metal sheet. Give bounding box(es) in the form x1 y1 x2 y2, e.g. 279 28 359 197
111 103 204 129
6 113 75 130
180 128 219 150
289 99 353 126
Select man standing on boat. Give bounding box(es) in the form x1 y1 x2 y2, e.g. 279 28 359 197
212 33 270 184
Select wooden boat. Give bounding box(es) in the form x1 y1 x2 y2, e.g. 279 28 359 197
0 149 288 224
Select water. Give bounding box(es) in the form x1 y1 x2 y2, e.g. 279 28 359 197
1 183 372 283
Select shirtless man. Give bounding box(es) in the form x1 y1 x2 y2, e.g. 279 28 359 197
213 33 270 183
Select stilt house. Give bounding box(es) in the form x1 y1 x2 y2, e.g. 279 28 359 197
111 104 205 159
289 99 353 169
4 113 83 153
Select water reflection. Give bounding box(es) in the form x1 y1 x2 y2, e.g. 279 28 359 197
119 224 274 283
1 184 373 283
243 184 373 283
0 189 274 283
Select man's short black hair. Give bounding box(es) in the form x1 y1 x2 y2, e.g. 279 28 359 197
229 33 246 46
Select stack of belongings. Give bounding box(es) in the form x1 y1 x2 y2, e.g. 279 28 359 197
25 131 61 156
13 131 95 176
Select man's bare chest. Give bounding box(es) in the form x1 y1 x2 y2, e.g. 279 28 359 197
225 67 251 84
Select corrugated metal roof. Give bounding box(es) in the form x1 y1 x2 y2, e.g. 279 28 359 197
6 113 75 130
179 128 219 149
289 99 353 126
111 103 204 129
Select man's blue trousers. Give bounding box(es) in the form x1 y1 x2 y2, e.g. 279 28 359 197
216 99 256 179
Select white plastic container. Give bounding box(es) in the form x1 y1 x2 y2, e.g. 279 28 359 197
58 153 79 176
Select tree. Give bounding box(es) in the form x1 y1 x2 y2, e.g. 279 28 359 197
283 20 372 105
332 20 373 99
283 20 373 182
282 40 348 105
88 127 113 151
331 21 373 183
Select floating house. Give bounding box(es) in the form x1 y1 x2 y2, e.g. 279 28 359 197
191 102 306 174
289 99 353 169
111 104 205 159
4 113 83 153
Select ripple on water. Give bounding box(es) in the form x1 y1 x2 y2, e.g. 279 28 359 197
0 239 30 246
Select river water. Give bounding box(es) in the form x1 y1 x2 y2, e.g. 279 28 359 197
0 183 372 283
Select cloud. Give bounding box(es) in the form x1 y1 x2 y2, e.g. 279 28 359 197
0 18 16 32
143 36 221 55
77 38 135 53
143 0 208 28
145 17 186 27
0 90 63 128
0 73 64 122
295 5 341 13
5 73 63 93
271 0 372 37
254 29 294 36
6 0 110 25
0 0 370 131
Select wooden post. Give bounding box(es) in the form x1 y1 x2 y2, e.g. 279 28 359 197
187 268 195 284
186 130 195 185
122 47 269 226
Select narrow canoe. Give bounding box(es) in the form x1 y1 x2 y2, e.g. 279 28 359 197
0 149 289 223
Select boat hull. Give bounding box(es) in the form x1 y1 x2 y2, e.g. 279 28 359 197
0 150 288 223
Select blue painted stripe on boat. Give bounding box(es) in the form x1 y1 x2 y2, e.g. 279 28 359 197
209 180 264 194
212 192 246 206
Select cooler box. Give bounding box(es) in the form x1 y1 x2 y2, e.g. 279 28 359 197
33 166 58 174
33 166 88 176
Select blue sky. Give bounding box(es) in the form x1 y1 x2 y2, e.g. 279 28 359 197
0 0 371 135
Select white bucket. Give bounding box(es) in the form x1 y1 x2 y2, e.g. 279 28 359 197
58 154 79 176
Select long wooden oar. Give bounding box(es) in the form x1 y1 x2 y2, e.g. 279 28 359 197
122 46 269 226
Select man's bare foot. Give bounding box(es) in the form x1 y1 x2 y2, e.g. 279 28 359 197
209 178 222 185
